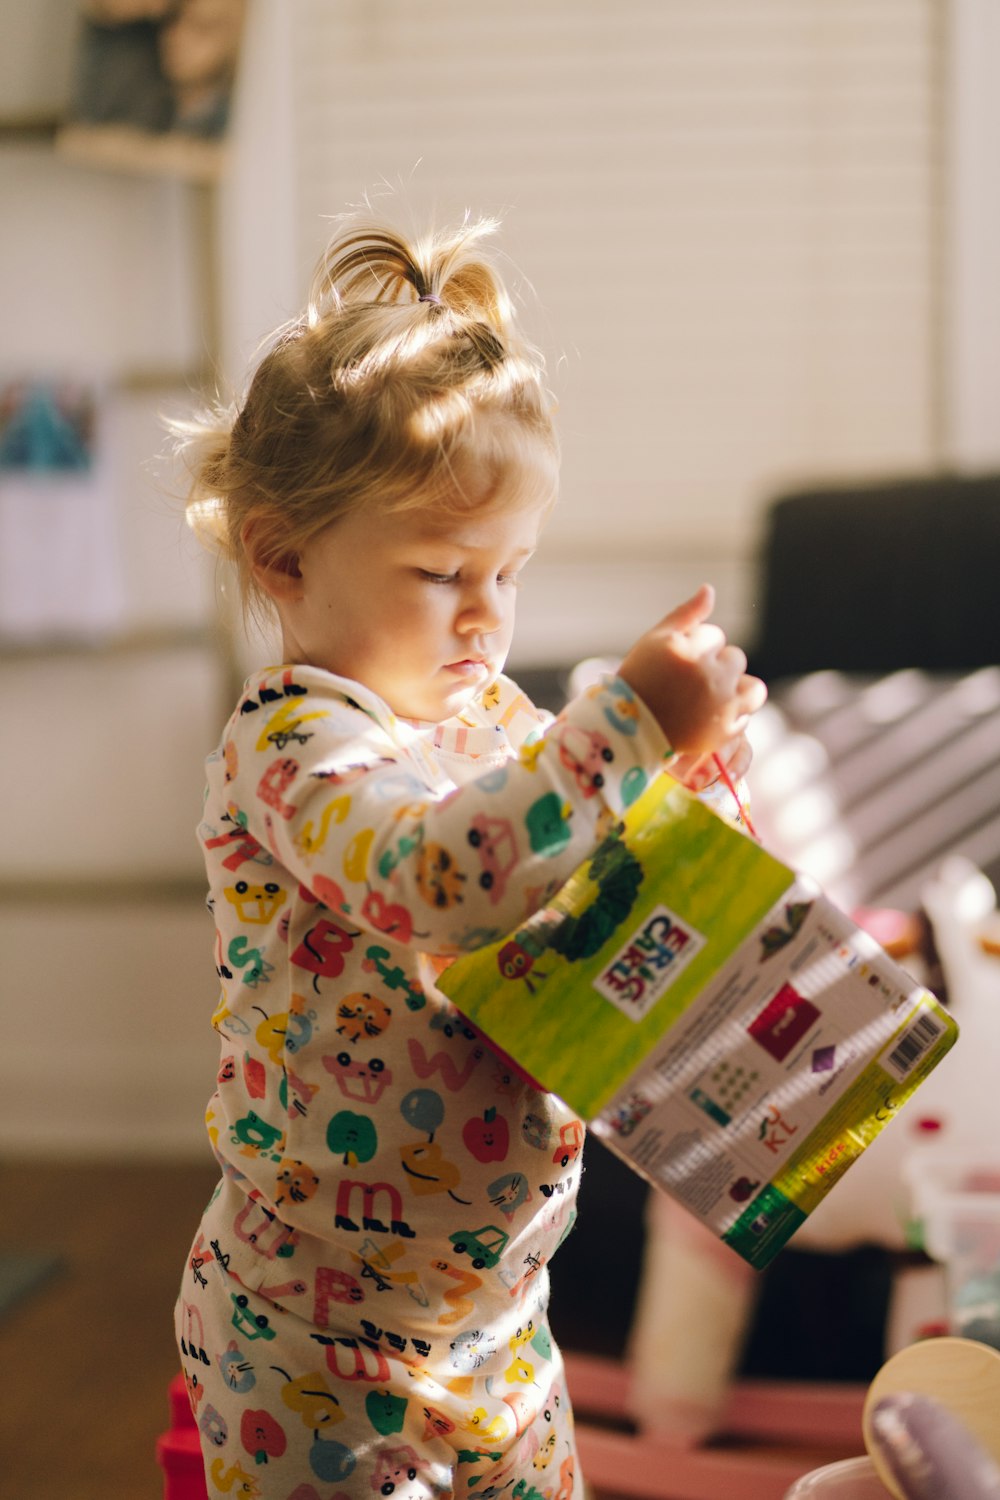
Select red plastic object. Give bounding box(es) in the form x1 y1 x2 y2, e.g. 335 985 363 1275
156 1374 209 1500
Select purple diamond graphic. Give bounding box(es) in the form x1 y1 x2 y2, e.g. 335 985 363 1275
812 1045 836 1074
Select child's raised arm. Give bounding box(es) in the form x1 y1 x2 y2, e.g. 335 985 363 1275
617 584 766 757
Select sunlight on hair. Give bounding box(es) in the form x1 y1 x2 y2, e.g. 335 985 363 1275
186 494 226 546
407 386 472 444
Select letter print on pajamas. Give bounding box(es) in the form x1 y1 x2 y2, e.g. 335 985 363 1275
179 665 671 1496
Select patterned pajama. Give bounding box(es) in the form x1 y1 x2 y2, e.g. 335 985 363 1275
176 665 668 1499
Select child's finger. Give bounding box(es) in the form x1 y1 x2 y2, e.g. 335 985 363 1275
655 583 716 637
736 674 768 715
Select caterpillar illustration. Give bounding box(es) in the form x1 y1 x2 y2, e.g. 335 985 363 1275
497 828 644 990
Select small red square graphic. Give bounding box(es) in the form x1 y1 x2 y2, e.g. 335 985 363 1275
748 983 821 1061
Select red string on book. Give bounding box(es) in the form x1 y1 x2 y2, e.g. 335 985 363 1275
712 752 759 840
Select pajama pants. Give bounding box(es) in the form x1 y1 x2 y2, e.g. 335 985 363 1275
175 1186 583 1500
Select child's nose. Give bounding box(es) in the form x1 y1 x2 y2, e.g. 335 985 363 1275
459 580 504 635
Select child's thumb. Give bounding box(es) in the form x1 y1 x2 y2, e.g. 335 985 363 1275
657 583 716 635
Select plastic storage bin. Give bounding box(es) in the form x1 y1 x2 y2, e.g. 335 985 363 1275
905 1150 1000 1349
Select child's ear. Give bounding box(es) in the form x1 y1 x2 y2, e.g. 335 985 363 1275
242 518 303 602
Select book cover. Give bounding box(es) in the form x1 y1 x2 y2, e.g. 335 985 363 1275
438 776 959 1267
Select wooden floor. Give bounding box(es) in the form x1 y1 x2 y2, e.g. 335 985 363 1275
0 1159 863 1500
0 1157 220 1500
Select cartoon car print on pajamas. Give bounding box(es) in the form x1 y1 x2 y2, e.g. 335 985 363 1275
466 813 518 902
552 1120 585 1168
448 1224 510 1270
557 726 614 797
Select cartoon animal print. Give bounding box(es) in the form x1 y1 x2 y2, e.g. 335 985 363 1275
488 1172 532 1221
415 842 466 909
218 1340 256 1393
449 1327 499 1372
336 991 392 1044
274 1158 320 1207
322 1052 393 1106
224 880 286 924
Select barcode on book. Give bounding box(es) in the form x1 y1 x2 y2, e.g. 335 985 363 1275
881 1009 943 1079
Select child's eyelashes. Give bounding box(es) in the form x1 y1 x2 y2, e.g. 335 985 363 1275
417 569 523 587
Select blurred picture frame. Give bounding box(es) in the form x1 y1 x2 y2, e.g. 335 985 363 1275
57 0 246 182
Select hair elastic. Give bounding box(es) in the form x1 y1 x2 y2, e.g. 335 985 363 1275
418 293 442 305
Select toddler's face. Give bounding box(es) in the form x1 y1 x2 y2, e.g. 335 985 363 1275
277 495 547 723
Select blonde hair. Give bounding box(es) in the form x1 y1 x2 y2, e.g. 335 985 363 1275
175 214 558 620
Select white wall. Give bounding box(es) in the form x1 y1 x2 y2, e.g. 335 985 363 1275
0 6 224 1157
944 0 1000 467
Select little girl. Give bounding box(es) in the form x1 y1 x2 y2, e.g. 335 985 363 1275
174 213 765 1500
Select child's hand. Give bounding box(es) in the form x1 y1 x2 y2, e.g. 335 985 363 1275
618 585 766 756
668 731 753 794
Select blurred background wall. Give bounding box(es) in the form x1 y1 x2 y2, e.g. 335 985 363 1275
1 0 998 1159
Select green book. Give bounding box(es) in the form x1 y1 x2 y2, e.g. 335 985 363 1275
439 776 958 1268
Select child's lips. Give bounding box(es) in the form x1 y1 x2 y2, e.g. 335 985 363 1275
445 659 489 678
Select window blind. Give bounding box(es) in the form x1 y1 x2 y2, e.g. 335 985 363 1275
238 0 943 654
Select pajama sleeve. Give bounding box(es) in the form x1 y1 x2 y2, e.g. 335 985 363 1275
214 667 672 956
